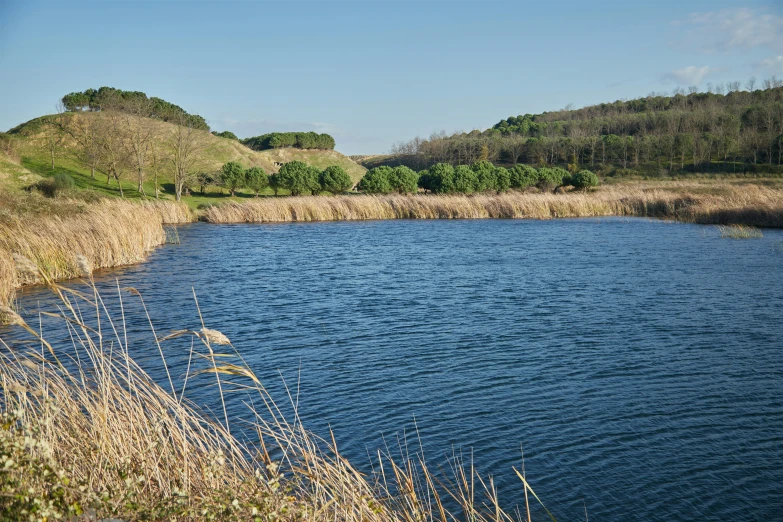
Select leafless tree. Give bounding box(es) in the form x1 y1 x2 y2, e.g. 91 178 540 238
166 114 207 201
65 113 102 179
122 98 156 195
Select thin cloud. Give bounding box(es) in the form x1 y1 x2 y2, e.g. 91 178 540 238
661 65 712 85
674 8 783 53
754 55 783 75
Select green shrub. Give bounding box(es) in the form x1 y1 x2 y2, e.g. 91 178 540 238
245 167 269 197
36 173 75 197
278 161 320 195
220 162 245 196
570 170 600 190
453 165 478 193
357 166 393 193
319 166 353 194
426 163 455 193
509 165 538 189
388 166 419 194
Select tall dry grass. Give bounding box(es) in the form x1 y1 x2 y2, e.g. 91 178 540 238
201 182 783 228
0 277 549 521
0 199 192 312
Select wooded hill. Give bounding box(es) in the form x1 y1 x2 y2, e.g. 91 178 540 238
384 80 783 176
1 110 365 206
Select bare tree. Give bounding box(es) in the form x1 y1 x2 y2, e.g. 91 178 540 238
97 111 130 197
167 114 206 201
746 76 756 92
65 113 102 179
122 98 156 196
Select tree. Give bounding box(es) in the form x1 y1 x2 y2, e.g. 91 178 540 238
220 161 245 196
388 166 419 194
97 111 130 197
212 130 239 140
472 160 496 192
269 173 281 196
509 165 537 189
569 170 600 190
245 167 268 197
166 114 206 201
494 166 511 192
318 165 352 194
357 166 393 193
65 113 102 179
426 163 455 193
121 97 155 195
277 161 320 195
453 165 478 193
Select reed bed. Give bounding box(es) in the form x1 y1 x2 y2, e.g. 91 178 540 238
0 199 192 312
201 182 783 228
0 276 547 521
716 224 764 239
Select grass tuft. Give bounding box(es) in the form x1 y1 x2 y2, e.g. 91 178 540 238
716 224 763 239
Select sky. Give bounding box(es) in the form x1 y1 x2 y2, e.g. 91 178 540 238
1 0 782 155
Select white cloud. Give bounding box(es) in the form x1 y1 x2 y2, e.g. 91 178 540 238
674 8 783 53
661 65 712 85
754 55 783 74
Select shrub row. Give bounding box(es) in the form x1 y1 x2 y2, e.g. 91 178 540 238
357 161 599 194
217 161 353 197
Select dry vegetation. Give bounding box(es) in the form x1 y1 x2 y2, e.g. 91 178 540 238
0 197 192 312
201 181 783 227
0 278 547 521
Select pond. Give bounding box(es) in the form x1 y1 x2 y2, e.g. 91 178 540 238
4 218 783 521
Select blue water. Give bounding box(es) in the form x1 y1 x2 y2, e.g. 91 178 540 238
4 218 783 521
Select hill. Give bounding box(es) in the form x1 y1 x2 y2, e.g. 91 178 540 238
2 111 366 207
381 82 783 177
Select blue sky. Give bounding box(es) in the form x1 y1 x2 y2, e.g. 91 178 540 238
1 0 782 154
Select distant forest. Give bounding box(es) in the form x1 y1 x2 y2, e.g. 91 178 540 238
390 78 783 175
61 87 210 131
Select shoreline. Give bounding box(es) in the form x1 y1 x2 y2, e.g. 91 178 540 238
3 180 782 320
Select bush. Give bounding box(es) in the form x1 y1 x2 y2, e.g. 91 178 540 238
278 161 320 195
426 163 455 193
245 167 269 197
494 166 511 193
536 167 569 191
570 170 600 190
319 166 353 194
36 173 75 197
472 161 496 192
388 166 419 194
509 165 538 189
357 166 393 194
453 165 478 193
220 162 245 196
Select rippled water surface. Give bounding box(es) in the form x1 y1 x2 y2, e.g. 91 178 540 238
6 218 783 521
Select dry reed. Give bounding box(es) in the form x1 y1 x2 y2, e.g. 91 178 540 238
0 199 192 313
201 182 783 228
0 279 549 521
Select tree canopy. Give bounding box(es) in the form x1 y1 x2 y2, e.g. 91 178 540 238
318 166 353 194
277 161 320 195
242 132 335 151
61 87 210 131
220 161 245 196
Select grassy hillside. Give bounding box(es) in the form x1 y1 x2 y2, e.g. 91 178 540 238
3 112 366 209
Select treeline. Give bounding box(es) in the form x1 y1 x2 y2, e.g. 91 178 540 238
358 161 598 194
390 79 783 175
207 161 353 197
61 87 210 131
242 132 335 151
